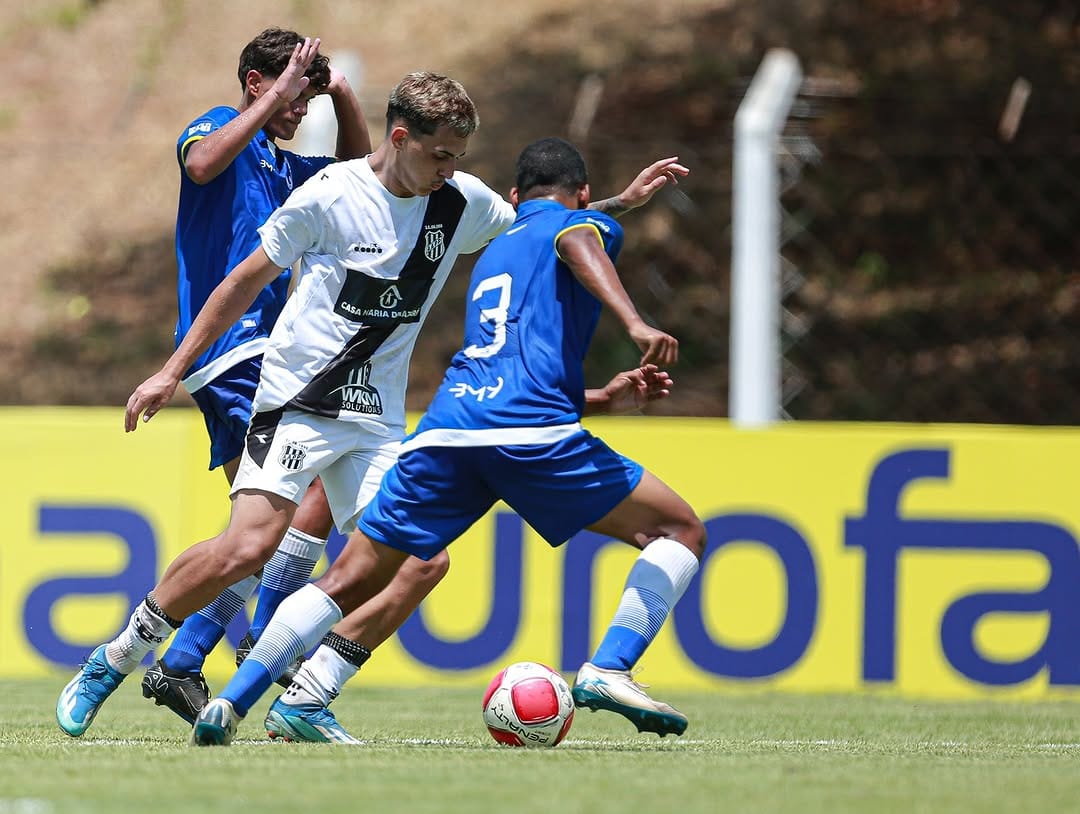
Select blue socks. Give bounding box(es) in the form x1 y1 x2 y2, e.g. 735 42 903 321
591 539 699 672
220 584 342 716
161 575 259 674
159 529 327 676
248 529 327 641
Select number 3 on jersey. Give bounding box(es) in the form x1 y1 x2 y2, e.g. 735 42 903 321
464 273 512 359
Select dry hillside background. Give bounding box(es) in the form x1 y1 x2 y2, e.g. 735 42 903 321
1 0 1077 421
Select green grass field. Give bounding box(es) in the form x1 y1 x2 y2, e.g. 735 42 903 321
2 677 1078 814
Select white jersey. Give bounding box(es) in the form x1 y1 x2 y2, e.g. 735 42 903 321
252 158 516 437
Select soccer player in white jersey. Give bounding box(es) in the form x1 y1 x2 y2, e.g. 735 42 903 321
188 136 705 746
56 72 688 742
104 29 449 737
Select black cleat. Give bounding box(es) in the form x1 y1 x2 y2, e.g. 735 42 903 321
236 631 304 689
141 660 211 725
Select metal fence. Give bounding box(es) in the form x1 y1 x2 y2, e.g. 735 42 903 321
768 69 1079 424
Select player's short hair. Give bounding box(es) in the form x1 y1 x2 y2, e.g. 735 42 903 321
385 72 479 138
514 137 589 197
237 28 331 93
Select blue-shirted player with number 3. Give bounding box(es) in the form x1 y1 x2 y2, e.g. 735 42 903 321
191 136 706 745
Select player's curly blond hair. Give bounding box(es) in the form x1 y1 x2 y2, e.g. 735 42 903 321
385 71 479 138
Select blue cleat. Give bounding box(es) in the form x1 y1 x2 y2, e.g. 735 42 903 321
264 696 360 744
56 645 126 737
571 662 688 737
190 698 242 746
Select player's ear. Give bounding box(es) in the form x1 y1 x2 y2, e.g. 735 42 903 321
389 125 411 152
245 70 266 99
577 183 591 210
510 187 520 209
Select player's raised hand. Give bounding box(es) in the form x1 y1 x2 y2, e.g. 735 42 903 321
124 370 180 432
630 323 679 367
324 64 350 98
605 364 674 414
271 37 321 103
616 156 689 210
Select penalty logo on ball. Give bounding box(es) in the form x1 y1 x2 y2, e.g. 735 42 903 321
481 661 575 748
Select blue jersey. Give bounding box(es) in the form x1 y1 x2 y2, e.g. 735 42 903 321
414 199 623 436
360 201 637 556
174 106 334 392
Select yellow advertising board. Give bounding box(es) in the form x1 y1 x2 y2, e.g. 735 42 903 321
3 408 1078 699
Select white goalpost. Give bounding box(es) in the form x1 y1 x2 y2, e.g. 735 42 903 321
730 49 803 428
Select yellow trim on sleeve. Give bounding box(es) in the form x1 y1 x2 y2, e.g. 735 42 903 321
554 222 604 262
179 134 204 163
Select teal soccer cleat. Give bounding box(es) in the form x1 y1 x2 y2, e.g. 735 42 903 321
190 698 242 746
571 662 688 737
56 645 127 737
264 696 360 744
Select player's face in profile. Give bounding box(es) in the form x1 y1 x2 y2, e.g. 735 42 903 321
399 125 469 196
261 77 319 142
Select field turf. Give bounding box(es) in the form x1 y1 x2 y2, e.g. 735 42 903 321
2 677 1078 814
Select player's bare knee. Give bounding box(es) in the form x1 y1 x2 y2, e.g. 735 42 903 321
221 528 282 576
319 571 388 617
670 513 707 560
410 550 450 588
316 547 380 609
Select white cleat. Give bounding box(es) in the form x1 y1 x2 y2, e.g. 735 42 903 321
190 697 242 746
571 662 688 736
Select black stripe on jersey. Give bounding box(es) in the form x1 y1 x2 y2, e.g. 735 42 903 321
287 182 468 418
245 408 286 468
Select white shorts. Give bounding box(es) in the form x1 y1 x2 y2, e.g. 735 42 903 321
231 408 401 533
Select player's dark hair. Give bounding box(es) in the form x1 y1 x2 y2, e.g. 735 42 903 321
385 71 479 138
237 27 331 92
514 137 589 198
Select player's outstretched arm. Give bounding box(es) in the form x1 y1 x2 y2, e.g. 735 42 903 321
124 248 285 431
556 227 678 367
587 156 689 218
184 38 322 184
584 364 674 416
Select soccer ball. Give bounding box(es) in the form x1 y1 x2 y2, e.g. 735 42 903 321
481 661 575 747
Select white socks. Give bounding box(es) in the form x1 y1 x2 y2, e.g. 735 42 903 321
105 599 178 674
282 646 358 708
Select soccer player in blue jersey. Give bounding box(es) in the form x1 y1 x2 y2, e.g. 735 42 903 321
190 136 706 745
57 68 688 743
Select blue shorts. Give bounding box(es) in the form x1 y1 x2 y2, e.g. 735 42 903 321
189 357 262 470
357 430 644 561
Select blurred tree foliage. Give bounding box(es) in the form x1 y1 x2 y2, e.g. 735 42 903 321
19 0 1079 423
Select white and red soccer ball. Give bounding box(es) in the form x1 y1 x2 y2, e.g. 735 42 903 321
482 661 575 747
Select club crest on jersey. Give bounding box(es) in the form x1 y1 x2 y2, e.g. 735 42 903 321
278 441 308 472
423 227 446 262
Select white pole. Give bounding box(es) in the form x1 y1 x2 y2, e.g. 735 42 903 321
730 49 802 427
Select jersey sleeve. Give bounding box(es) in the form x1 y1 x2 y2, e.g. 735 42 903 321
555 210 625 262
176 106 236 167
454 173 517 254
258 172 342 270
